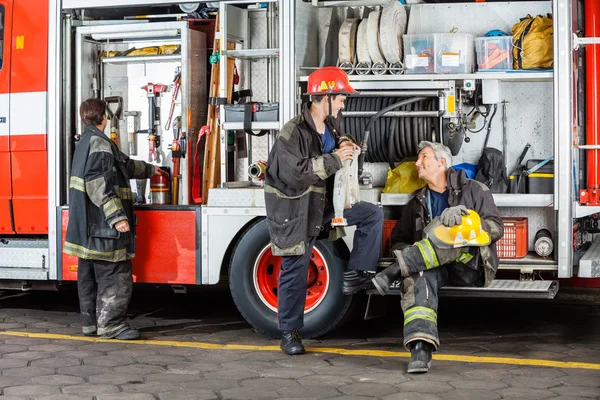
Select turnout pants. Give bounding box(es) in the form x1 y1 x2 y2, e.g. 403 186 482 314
278 201 383 331
77 258 134 338
400 261 483 350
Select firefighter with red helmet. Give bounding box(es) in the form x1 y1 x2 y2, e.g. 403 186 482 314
264 66 383 355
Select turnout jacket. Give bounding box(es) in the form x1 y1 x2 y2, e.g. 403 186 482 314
390 168 504 286
64 125 154 262
264 103 354 256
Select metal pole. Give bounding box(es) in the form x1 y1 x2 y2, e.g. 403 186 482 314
342 111 441 118
356 90 441 97
63 14 73 204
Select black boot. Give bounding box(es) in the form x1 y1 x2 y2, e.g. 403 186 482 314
407 340 433 374
280 330 305 355
342 270 375 295
372 262 401 296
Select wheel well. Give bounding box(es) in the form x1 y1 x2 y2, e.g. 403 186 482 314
219 216 265 282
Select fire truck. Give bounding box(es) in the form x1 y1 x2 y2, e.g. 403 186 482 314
0 0 598 338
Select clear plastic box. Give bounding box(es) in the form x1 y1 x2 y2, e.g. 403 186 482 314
403 34 435 74
475 36 513 71
434 33 474 74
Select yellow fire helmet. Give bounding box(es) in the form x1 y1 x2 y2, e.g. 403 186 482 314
426 209 491 249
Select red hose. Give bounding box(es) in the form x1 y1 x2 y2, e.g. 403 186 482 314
585 0 600 203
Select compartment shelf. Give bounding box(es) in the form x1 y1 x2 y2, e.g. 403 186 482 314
221 121 280 130
223 49 279 59
298 71 553 83
381 193 554 208
102 54 182 64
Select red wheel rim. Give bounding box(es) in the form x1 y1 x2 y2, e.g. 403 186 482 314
253 245 330 313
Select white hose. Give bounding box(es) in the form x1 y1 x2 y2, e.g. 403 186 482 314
355 18 371 75
367 10 386 73
379 0 407 64
338 18 360 72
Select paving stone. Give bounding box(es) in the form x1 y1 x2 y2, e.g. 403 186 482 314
202 370 260 381
407 372 462 383
550 385 600 398
0 397 26 400
277 385 340 398
238 350 291 362
219 386 279 399
83 355 135 367
97 394 156 400
328 356 383 368
107 348 158 358
241 377 300 390
0 322 26 330
382 394 442 400
55 350 104 359
31 374 86 385
89 373 144 385
78 343 127 352
275 357 332 369
0 375 30 388
439 389 501 400
62 384 120 395
447 379 507 390
327 396 380 400
497 387 560 399
181 379 240 391
365 359 408 372
0 344 28 353
4 338 51 345
0 358 28 369
29 344 77 352
4 350 53 360
143 372 200 383
113 363 165 374
558 374 600 387
520 350 570 360
338 382 399 397
134 354 187 365
276 398 319 400
166 361 220 374
259 368 314 379
3 384 61 397
38 395 94 400
396 381 454 394
544 397 598 400
156 347 207 357
2 366 56 377
31 357 82 368
58 365 113 377
157 390 218 400
501 376 562 389
509 366 568 379
350 372 410 385
121 382 180 393
297 374 354 387
460 368 516 380
181 350 242 363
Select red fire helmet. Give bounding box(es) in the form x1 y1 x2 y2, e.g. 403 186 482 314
305 66 357 96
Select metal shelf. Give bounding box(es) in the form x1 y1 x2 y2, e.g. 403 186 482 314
380 193 553 208
298 71 553 83
221 121 280 130
499 252 558 270
102 54 181 64
223 49 279 59
574 203 600 218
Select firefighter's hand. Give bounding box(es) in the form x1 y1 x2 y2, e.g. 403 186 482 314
440 205 469 227
115 220 130 233
153 165 169 178
335 147 355 161
340 141 360 151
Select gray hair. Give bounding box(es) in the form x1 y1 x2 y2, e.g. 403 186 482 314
418 141 452 169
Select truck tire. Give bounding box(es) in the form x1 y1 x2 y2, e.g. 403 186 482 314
229 219 355 338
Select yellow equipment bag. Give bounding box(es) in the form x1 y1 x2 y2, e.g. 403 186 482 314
512 14 553 70
382 161 426 194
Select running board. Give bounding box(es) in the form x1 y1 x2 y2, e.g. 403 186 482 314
366 279 559 300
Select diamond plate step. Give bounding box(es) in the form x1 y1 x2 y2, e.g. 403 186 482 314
0 239 49 269
579 236 600 278
367 279 559 299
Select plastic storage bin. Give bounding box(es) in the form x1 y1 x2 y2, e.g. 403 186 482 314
223 103 279 123
496 217 528 259
475 36 513 71
526 159 554 194
403 34 435 74
434 33 474 74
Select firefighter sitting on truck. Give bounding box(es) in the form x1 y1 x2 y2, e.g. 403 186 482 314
64 98 168 340
264 66 383 356
370 141 503 374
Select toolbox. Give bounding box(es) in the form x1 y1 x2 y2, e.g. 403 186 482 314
526 159 554 194
223 102 279 123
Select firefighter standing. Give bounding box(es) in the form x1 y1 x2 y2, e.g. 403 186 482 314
371 141 503 373
64 98 168 340
264 67 383 355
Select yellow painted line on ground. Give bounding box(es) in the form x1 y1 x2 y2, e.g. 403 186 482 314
1 330 599 371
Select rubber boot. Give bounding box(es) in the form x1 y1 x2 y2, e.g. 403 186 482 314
372 262 401 296
113 328 141 340
280 330 305 355
407 340 433 374
342 270 375 295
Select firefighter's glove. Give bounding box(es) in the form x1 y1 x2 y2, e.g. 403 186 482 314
440 205 469 227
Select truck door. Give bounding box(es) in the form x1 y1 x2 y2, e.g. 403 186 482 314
0 1 13 234
9 0 48 234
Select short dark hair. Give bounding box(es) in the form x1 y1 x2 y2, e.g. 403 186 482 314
311 94 338 104
80 98 106 127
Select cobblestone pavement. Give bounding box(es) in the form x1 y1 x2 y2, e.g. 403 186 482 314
0 288 598 400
